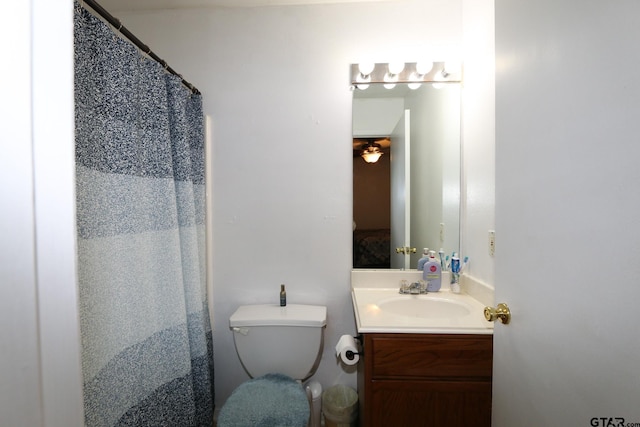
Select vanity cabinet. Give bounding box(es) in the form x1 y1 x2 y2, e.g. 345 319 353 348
357 333 493 427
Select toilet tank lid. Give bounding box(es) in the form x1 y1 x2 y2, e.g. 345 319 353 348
229 304 327 327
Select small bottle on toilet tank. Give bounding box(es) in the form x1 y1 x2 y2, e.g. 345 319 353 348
280 284 287 306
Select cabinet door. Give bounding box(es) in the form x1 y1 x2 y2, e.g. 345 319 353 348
369 380 491 427
358 334 493 427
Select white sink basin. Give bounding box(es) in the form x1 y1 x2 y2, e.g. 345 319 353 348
377 295 472 319
351 287 493 334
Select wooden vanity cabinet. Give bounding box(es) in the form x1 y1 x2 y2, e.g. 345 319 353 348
357 333 493 427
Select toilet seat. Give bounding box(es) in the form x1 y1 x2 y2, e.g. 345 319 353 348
218 373 309 427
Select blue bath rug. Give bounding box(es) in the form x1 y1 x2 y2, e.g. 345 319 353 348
218 373 309 427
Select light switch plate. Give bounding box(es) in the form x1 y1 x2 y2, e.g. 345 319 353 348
488 230 495 256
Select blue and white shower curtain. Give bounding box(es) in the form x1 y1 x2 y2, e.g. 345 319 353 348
74 3 214 426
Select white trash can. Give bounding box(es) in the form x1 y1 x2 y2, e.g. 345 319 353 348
322 385 358 427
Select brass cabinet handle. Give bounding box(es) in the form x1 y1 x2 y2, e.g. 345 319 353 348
395 247 417 254
484 303 511 325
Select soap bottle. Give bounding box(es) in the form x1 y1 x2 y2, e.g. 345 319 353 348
422 250 442 292
417 248 430 271
280 284 286 307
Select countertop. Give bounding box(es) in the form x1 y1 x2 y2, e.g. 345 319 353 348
351 269 494 334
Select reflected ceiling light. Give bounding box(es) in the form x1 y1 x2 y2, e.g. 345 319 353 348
362 149 383 163
361 141 384 163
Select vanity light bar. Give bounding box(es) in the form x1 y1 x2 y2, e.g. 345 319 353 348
350 62 462 89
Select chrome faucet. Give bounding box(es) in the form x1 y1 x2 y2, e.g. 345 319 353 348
399 280 427 294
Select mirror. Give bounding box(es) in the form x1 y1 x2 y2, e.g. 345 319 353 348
352 82 461 269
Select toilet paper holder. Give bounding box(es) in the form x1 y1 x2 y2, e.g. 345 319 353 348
345 335 362 361
336 334 364 365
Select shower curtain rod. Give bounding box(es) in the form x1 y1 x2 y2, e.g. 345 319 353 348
82 0 200 95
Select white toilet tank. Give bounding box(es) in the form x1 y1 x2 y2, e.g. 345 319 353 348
230 304 327 380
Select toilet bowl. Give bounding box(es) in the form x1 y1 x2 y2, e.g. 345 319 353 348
218 304 327 427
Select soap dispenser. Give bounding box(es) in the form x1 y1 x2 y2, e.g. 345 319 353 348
417 248 430 271
422 250 442 292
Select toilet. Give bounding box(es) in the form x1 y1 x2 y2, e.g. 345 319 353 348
218 303 327 427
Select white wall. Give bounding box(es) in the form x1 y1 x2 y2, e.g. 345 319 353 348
1 3 43 424
117 0 494 409
461 0 495 285
1 1 84 426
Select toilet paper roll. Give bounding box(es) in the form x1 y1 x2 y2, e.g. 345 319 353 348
335 335 359 366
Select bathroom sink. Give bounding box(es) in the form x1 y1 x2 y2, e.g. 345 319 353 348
351 286 494 334
377 295 471 319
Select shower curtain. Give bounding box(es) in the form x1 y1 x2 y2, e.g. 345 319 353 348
74 3 214 426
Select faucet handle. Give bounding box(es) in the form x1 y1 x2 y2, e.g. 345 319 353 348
399 280 410 294
419 279 427 294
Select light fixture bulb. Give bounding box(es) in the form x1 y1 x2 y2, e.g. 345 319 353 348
355 72 371 90
358 62 375 77
388 62 405 75
443 61 461 76
383 68 399 89
408 70 425 89
415 61 433 75
432 65 446 89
